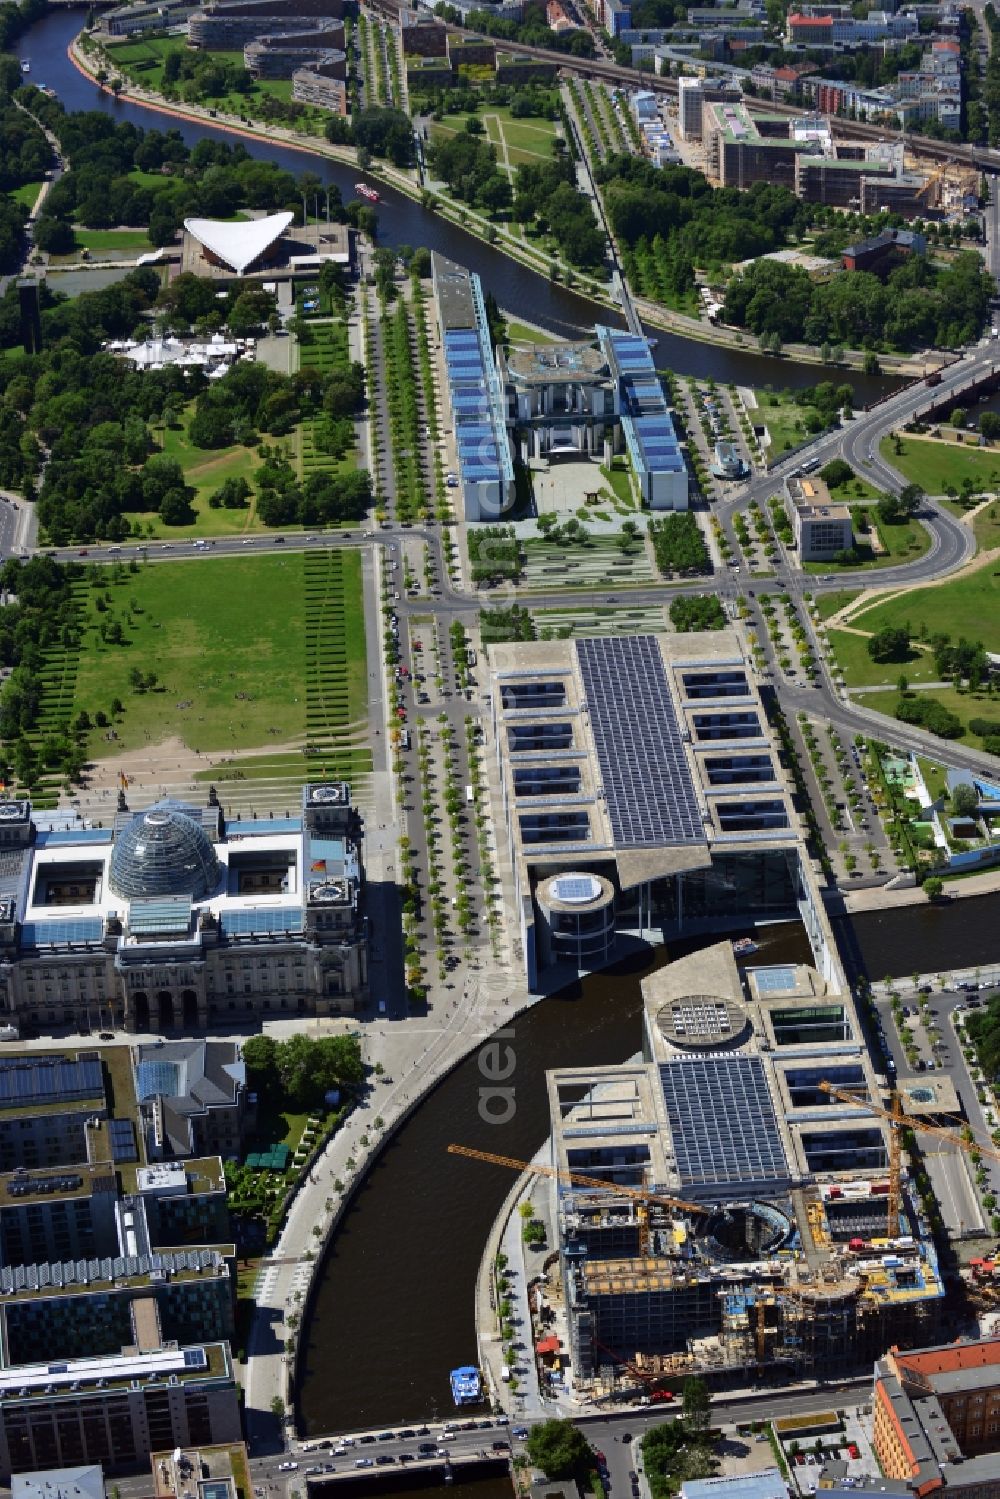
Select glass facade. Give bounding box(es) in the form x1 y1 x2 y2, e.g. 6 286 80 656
109 803 222 902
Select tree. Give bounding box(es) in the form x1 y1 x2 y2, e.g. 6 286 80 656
982 411 1000 443
682 1376 710 1434
242 1034 280 1096
525 1421 593 1479
952 781 980 818
923 876 944 900
819 458 853 489
951 406 967 428
867 626 910 663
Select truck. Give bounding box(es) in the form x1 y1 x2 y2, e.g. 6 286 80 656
925 370 942 386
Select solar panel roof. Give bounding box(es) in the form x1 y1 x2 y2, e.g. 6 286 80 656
110 1118 138 1163
575 635 704 848
0 1055 103 1108
658 1055 788 1187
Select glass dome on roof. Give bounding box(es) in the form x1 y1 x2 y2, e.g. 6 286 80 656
109 800 222 902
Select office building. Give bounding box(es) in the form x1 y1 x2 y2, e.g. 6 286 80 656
873 1339 1000 1494
677 76 740 140
546 939 942 1396
134 1042 251 1161
0 785 367 1035
188 0 343 49
788 476 854 561
431 254 516 521
12 1464 106 1499
100 0 197 35
842 227 926 270
488 629 823 989
152 1441 249 1499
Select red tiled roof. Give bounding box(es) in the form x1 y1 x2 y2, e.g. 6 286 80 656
896 1337 1000 1378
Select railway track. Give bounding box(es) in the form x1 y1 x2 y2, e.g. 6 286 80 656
367 0 1000 174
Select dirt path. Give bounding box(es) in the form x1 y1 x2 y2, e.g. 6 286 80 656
68 733 308 809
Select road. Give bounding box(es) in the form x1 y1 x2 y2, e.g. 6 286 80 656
870 984 997 1236
36 332 1000 794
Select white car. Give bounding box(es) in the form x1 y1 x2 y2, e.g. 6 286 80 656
278 1462 298 1472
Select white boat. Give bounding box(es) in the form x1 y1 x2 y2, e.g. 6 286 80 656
20 60 30 73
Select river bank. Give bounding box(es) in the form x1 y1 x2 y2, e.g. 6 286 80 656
70 30 938 378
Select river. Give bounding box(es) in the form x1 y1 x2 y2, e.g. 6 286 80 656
20 7 899 392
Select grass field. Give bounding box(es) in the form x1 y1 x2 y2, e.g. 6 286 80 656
123 411 269 539
856 682 1000 750
881 435 1000 494
506 320 556 344
755 393 830 455
974 501 1000 551
73 228 153 253
825 626 941 689
823 469 883 504
814 589 861 621
11 181 43 209
71 555 310 756
844 560 1000 656
431 107 558 182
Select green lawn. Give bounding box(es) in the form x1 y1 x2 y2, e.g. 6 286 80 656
803 513 931 572
124 416 267 539
847 560 1000 656
882 435 1000 495
826 626 941 689
815 589 860 621
917 755 949 804
824 470 884 504
506 320 556 344
74 227 153 252
11 180 43 209
974 502 1000 551
856 682 1000 750
755 394 829 455
432 106 558 181
71 555 310 756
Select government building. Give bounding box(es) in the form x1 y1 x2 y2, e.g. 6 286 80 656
0 784 367 1036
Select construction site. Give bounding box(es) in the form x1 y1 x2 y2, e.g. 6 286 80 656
528 941 956 1398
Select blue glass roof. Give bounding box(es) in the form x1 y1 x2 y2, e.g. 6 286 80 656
136 1059 180 1101
219 907 304 936
226 818 301 835
35 829 114 847
21 918 103 947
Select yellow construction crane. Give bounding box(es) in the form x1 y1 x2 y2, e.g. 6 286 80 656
818 1080 1000 1237
447 1143 710 1254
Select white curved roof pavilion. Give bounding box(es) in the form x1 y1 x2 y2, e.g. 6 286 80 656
183 211 295 275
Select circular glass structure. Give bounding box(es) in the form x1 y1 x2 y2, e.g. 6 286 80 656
109 801 222 901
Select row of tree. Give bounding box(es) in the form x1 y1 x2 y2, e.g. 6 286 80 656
724 249 992 351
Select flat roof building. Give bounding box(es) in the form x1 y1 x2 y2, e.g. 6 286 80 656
488 629 817 989
12 1465 106 1499
788 476 853 562
432 253 515 522
546 939 942 1395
